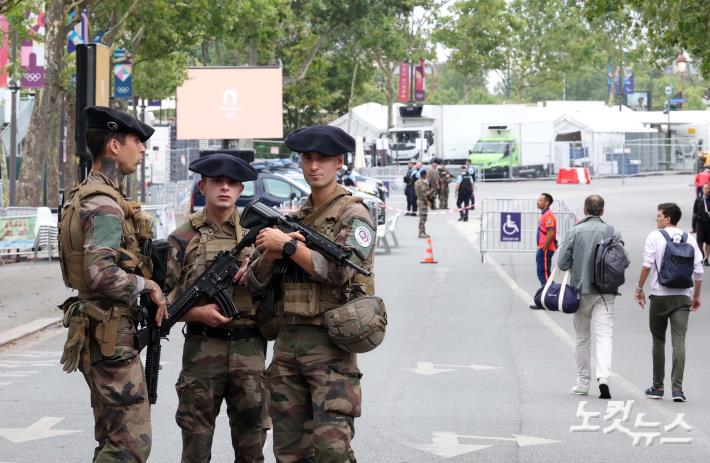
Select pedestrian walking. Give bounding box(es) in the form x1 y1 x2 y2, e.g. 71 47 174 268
164 153 269 462
438 164 452 210
403 161 418 216
455 165 474 222
536 193 557 286
557 195 629 399
635 203 703 402
57 106 167 462
692 182 710 265
243 125 377 462
694 167 710 198
415 170 432 237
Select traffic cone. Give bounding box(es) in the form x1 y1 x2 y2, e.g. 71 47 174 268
421 238 438 264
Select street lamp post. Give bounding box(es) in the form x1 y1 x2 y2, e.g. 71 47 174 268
675 53 688 107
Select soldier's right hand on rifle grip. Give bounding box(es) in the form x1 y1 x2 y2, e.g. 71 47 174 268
183 304 231 327
146 280 168 326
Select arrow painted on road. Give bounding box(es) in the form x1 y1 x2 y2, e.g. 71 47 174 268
409 362 502 375
0 417 81 443
406 431 560 458
406 431 492 458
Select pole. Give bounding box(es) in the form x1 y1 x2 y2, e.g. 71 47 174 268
140 99 146 202
59 99 65 192
618 50 623 112
8 31 17 206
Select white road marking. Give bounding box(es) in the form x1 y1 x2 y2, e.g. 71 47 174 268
410 362 502 375
407 431 491 458
453 432 561 447
3 351 62 358
0 417 81 443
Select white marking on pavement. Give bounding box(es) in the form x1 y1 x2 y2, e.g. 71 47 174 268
453 433 561 447
0 360 57 368
0 417 81 443
410 362 502 375
407 431 491 458
0 371 40 377
0 382 12 386
0 318 61 346
3 351 62 358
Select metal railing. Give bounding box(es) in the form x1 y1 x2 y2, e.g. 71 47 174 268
479 198 577 262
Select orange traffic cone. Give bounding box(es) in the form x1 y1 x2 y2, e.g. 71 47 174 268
421 238 438 264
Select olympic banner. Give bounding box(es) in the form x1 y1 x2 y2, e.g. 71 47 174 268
414 59 426 101
21 11 45 88
0 16 8 87
398 62 410 103
113 60 132 99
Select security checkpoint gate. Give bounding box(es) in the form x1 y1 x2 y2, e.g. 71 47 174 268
479 198 577 262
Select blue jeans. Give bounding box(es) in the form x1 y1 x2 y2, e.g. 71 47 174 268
536 248 554 286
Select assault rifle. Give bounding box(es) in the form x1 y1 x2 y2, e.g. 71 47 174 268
240 199 372 277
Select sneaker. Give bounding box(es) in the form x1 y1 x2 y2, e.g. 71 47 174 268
599 383 611 399
645 385 664 399
570 385 589 395
529 304 543 310
672 389 687 402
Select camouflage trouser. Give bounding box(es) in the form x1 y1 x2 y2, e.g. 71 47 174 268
439 187 449 209
269 325 362 463
175 333 269 463
417 202 428 235
81 316 151 463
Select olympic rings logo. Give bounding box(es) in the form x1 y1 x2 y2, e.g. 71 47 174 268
116 87 130 94
23 73 42 82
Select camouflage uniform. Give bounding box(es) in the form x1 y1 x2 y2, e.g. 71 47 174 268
415 178 432 237
427 167 441 209
246 184 376 463
165 209 269 463
58 171 152 462
438 167 452 210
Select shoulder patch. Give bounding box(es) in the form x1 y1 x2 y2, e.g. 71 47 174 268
91 214 122 249
347 218 375 259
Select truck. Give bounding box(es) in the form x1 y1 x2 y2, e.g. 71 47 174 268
380 104 530 165
468 122 554 178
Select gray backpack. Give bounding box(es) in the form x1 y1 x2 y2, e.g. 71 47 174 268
593 225 629 295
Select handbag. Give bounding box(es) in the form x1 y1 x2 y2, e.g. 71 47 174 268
534 267 580 314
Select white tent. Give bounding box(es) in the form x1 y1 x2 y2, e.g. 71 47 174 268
554 109 655 174
329 102 389 144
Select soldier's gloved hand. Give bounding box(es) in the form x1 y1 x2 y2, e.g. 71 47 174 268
182 304 231 327
60 310 88 373
146 280 168 326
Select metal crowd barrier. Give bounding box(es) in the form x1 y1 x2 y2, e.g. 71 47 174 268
479 198 577 262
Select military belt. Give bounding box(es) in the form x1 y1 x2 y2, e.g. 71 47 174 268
280 314 325 327
185 323 262 340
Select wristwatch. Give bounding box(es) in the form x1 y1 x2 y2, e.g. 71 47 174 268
282 239 298 258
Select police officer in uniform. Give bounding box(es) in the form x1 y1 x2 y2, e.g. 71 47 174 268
455 165 474 222
241 125 376 462
164 153 269 462
57 106 167 462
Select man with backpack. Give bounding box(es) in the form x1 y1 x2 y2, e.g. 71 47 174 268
557 195 629 400
635 203 703 402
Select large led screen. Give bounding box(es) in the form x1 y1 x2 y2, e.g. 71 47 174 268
176 67 283 139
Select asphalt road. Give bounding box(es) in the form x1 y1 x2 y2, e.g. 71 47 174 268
2 174 710 462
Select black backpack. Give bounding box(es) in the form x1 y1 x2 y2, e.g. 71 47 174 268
593 225 629 295
657 229 695 289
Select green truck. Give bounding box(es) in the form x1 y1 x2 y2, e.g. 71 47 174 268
468 124 552 178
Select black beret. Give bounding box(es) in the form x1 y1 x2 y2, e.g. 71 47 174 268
188 153 258 182
83 106 155 143
284 125 355 156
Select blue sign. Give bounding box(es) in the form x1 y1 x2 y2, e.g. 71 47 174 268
500 212 521 242
670 97 687 104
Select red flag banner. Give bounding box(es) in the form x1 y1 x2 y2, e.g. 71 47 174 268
0 16 7 87
398 62 410 103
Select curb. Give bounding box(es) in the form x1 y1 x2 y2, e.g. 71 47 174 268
0 317 62 347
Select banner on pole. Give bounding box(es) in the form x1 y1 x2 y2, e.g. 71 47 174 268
21 11 45 88
414 59 426 101
0 16 8 87
398 62 410 103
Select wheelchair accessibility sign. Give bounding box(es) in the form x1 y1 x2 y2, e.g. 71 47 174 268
500 212 521 242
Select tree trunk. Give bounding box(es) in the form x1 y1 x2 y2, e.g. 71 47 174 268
63 87 79 192
346 59 359 134
16 0 67 206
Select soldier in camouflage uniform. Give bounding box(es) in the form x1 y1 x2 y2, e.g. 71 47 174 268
240 125 376 463
415 170 432 238
438 165 453 210
163 153 269 463
57 106 167 463
427 161 441 209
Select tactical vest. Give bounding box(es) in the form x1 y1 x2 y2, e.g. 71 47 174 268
459 172 473 193
281 193 375 322
58 181 153 297
187 211 256 319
